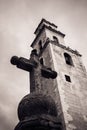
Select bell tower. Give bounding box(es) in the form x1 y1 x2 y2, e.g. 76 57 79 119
11 19 87 130
31 19 87 130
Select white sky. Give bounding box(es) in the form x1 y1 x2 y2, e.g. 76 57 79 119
0 0 87 130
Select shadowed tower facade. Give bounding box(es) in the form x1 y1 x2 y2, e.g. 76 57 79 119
11 19 87 130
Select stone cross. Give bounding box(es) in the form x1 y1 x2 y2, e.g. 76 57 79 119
10 49 57 93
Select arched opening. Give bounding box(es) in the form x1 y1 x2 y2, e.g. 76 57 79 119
39 40 43 51
64 53 73 66
40 58 44 65
53 36 59 43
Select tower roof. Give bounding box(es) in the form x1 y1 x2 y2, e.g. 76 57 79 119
34 18 58 35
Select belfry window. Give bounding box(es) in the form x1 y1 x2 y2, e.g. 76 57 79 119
40 58 44 65
53 36 59 43
64 53 73 66
39 40 43 51
65 75 71 82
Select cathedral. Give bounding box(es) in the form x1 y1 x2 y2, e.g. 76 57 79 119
11 19 87 130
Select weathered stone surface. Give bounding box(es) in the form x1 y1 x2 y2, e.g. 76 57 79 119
50 43 87 130
15 92 62 130
18 93 58 121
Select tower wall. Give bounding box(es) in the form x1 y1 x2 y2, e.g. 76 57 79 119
50 43 87 130
46 29 65 45
32 28 47 53
40 43 66 130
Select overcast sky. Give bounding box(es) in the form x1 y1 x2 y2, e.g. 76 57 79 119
0 0 87 130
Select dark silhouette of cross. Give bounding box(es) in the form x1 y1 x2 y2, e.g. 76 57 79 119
10 49 57 92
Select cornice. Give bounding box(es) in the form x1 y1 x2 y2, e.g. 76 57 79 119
34 18 57 34
51 41 82 57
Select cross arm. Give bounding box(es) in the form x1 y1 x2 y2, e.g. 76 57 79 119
10 56 37 72
41 66 57 79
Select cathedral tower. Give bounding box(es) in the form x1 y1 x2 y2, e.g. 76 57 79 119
31 19 87 130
